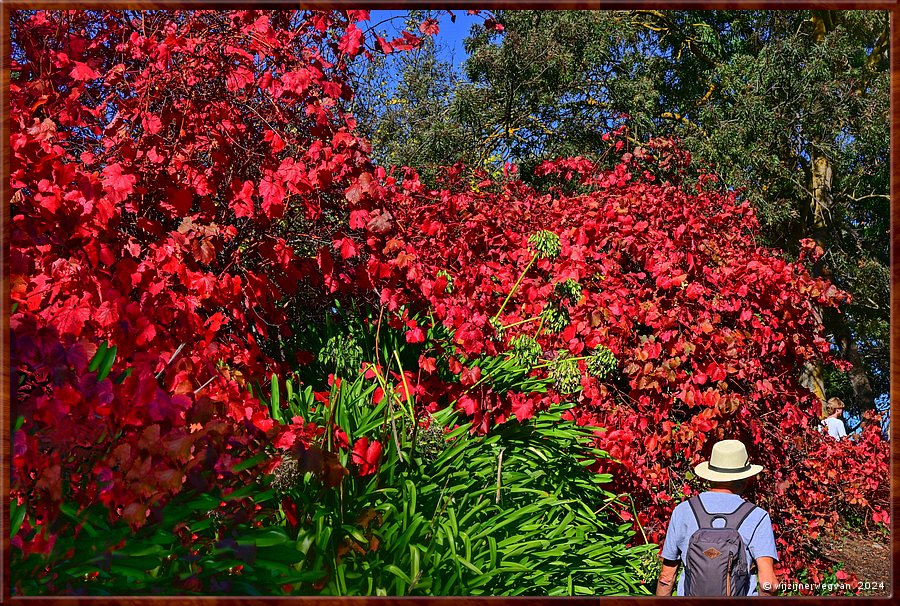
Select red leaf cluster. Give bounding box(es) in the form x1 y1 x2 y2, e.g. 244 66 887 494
351 437 383 476
351 130 888 583
9 8 382 558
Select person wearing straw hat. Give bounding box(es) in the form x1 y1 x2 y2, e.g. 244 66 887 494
656 440 779 596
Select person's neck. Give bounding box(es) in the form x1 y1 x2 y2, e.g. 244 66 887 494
708 488 736 494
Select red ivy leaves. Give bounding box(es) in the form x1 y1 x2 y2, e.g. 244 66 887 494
419 19 440 36
338 23 364 57
351 437 382 476
100 163 136 204
352 129 886 585
8 8 400 561
69 60 99 81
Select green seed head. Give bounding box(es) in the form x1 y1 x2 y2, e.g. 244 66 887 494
528 230 562 259
272 454 302 493
588 345 617 379
510 334 542 367
554 278 583 305
489 316 506 338
551 351 582 393
407 418 446 464
540 302 570 333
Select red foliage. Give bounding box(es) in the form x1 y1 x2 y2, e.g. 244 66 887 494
10 8 886 591
352 130 889 582
9 8 414 557
351 437 383 476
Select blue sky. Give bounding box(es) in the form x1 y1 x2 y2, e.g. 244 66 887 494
367 9 483 70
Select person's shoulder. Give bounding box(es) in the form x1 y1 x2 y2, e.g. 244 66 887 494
743 499 773 521
679 493 705 507
669 497 695 518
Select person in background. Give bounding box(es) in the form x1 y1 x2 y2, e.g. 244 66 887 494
656 440 779 596
821 397 848 440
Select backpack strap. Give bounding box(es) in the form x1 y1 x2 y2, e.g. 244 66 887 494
687 495 758 530
724 500 758 530
687 495 717 529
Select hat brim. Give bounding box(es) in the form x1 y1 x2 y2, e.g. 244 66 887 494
694 462 763 482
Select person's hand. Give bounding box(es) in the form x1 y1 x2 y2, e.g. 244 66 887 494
756 557 778 596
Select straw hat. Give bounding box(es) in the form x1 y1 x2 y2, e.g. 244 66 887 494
694 440 764 482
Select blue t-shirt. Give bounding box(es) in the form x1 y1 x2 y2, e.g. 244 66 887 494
660 491 779 596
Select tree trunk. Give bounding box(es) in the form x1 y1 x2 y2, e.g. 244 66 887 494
824 308 876 415
797 12 877 414
798 304 827 415
805 149 876 413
